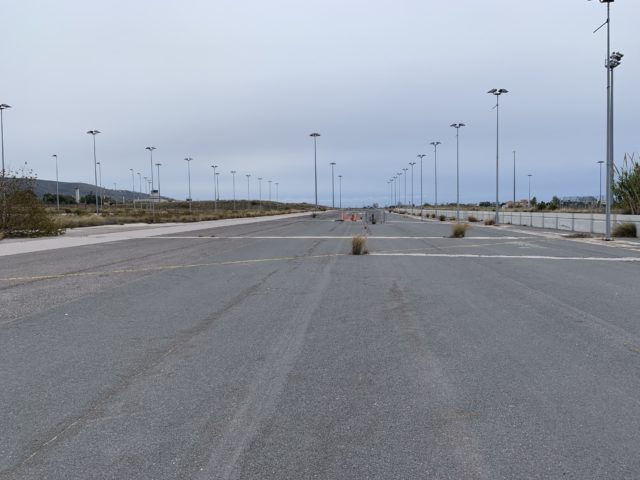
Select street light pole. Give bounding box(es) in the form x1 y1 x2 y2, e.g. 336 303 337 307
216 173 220 202
185 157 193 212
96 161 103 209
310 133 320 210
137 172 142 201
129 168 135 207
86 130 101 213
597 160 604 207
246 174 251 209
0 104 11 177
397 172 402 207
417 154 426 208
268 180 272 202
488 88 509 224
449 124 465 220
430 142 441 214
402 167 408 206
275 182 279 203
513 150 516 206
211 165 218 209
409 162 416 208
231 170 237 210
155 163 161 201
257 177 262 210
338 175 342 209
330 162 336 208
528 174 533 207
52 154 59 210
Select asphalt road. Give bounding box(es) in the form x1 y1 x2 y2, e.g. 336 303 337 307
1 212 640 479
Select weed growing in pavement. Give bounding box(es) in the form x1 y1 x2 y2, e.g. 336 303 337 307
351 235 368 255
451 223 469 238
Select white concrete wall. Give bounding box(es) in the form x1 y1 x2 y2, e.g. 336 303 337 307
403 208 640 235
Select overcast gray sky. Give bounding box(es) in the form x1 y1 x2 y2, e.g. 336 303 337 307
1 0 638 207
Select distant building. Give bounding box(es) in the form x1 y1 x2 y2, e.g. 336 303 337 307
561 196 598 208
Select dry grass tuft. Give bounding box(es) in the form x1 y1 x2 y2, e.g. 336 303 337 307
451 223 469 238
351 235 368 255
612 222 637 238
467 215 478 222
484 218 496 226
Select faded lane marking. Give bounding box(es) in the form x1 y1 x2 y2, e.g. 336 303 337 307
153 235 528 240
0 253 346 282
370 252 640 262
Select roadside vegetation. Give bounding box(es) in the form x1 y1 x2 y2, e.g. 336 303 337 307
612 223 637 238
1 169 61 238
451 223 469 238
0 171 315 239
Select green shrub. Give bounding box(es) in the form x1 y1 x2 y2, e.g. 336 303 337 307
439 215 446 221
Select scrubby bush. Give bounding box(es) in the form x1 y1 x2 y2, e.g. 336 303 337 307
612 223 637 238
484 218 496 226
467 215 478 222
1 170 61 237
438 215 446 222
351 235 368 255
451 223 469 238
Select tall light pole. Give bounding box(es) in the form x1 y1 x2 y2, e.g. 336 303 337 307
211 165 218 209
143 177 148 195
275 182 279 203
52 154 59 210
338 175 342 209
268 180 272 201
597 160 604 207
528 174 533 207
155 163 162 201
185 157 193 211
397 172 402 207
0 104 11 177
96 161 103 209
430 141 441 213
129 168 135 207
330 162 336 208
87 130 101 213
488 88 509 224
449 124 465 220
417 154 426 208
409 162 416 208
402 168 408 206
310 133 320 210
145 147 156 192
216 172 220 202
257 177 262 210
246 174 251 209
231 170 237 210
137 172 142 200
513 150 516 206
590 0 617 240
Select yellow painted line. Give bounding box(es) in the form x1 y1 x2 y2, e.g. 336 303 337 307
0 253 345 282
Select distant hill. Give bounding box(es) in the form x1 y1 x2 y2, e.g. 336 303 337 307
31 179 171 202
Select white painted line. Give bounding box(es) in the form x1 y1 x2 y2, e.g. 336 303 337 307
369 252 640 262
153 235 528 240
